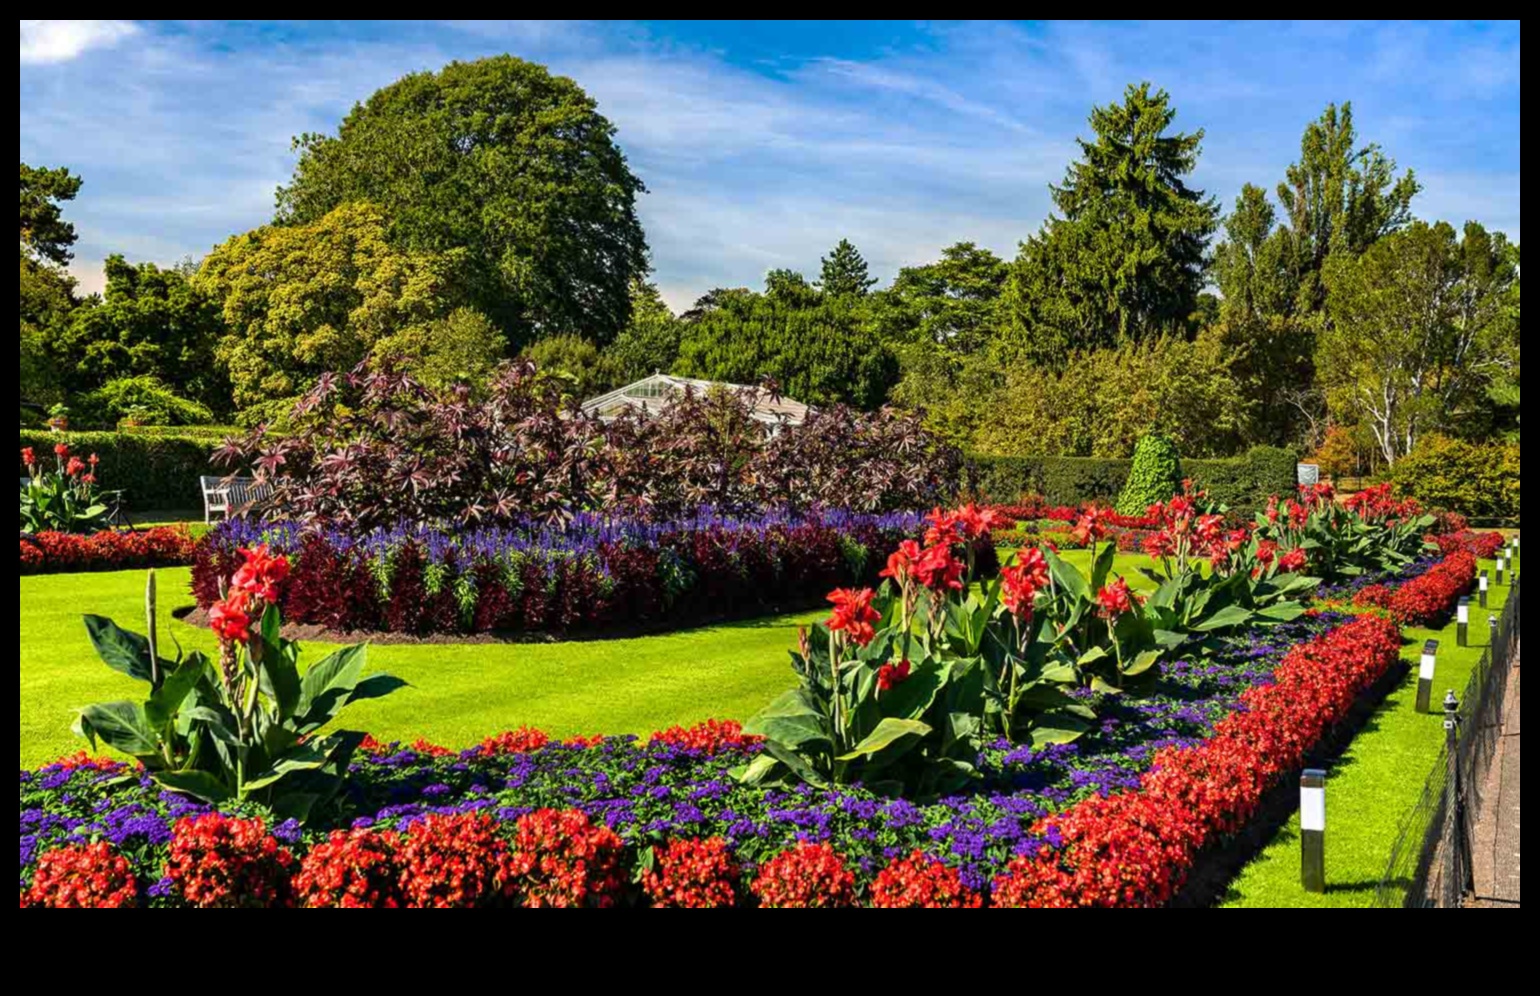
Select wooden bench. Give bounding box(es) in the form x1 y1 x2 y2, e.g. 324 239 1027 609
200 476 273 522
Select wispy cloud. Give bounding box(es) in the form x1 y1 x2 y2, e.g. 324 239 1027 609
19 19 138 64
20 20 1520 308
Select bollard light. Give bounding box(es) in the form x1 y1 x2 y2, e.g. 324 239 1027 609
1416 639 1439 714
1457 597 1470 647
1479 570 1489 608
1496 555 1506 585
1300 768 1326 893
1488 614 1498 648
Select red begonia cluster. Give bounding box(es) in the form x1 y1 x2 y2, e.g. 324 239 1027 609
293 828 404 908
475 726 552 757
648 718 759 755
868 850 984 908
20 840 138 908
750 841 857 908
1387 549 1477 626
19 526 196 574
508 808 626 908
165 813 294 908
640 836 740 907
396 812 518 908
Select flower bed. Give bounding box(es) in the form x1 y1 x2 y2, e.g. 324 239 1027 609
20 594 1412 906
19 527 197 575
189 511 998 637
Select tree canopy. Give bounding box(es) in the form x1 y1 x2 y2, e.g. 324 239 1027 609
275 55 648 347
20 162 82 266
818 239 878 297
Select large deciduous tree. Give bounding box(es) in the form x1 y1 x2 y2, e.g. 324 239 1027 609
600 281 682 388
196 202 467 412
52 255 228 412
275 55 648 347
1319 220 1517 465
20 163 84 404
999 83 1218 365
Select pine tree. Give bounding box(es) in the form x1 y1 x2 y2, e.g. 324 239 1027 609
818 239 877 297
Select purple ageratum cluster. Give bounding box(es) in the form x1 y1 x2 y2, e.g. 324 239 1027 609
1315 553 1442 601
203 507 927 566
19 612 1350 893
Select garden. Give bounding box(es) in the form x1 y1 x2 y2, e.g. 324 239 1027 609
18 362 1516 907
19 27 1521 909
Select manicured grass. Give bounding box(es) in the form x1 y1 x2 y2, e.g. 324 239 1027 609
1219 555 1515 908
19 548 1142 769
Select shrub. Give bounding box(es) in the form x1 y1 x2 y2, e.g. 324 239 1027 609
1116 435 1183 514
508 808 626 908
19 429 218 509
751 841 857 908
74 375 215 429
640 837 740 908
293 828 403 908
869 850 984 908
396 812 518 908
20 526 195 574
1390 434 1520 521
22 841 138 908
216 358 958 529
164 814 294 908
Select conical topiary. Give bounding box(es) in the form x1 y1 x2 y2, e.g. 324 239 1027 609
1116 435 1183 515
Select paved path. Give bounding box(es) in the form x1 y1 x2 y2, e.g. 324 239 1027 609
1470 649 1520 907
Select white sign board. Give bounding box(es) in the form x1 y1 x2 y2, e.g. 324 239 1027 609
1297 463 1321 486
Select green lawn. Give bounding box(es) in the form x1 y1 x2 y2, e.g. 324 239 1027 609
19 548 1139 769
1219 554 1515 907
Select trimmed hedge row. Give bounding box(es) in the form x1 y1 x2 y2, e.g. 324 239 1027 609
965 446 1299 516
18 430 220 510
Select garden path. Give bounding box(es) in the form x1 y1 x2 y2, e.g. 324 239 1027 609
1469 645 1520 907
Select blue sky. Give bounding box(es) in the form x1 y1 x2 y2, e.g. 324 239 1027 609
19 20 1521 310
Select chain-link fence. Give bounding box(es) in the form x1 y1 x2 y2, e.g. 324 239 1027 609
1372 576 1521 907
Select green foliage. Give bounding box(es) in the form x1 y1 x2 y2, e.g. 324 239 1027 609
599 281 682 389
1390 434 1521 521
20 163 82 266
19 429 218 509
520 332 606 400
817 238 877 297
196 202 461 411
275 54 648 346
968 445 1297 515
74 376 215 429
1117 435 1183 514
972 332 1253 458
51 256 229 413
20 449 112 533
74 581 402 822
674 289 897 407
998 83 1218 365
1185 446 1300 517
1320 220 1518 465
376 306 508 389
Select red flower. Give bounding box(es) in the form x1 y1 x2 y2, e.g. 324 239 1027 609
952 503 1003 541
876 658 912 692
1000 546 1048 618
1070 507 1109 546
878 539 923 587
649 719 758 755
923 507 963 546
20 447 36 467
1254 540 1278 568
88 452 100 466
208 589 253 643
869 850 983 907
53 442 69 458
165 813 293 908
65 456 86 477
231 544 290 601
476 726 551 756
1279 547 1308 573
641 837 739 908
294 828 403 908
508 808 625 908
22 841 137 908
826 587 881 646
914 543 964 591
1095 577 1134 619
396 812 518 908
750 841 856 908
81 473 96 485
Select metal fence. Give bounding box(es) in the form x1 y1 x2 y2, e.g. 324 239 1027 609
1372 575 1521 907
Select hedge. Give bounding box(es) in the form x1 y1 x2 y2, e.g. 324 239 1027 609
18 430 221 510
966 446 1299 516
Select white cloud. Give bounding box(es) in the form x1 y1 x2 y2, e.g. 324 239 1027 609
19 20 138 64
